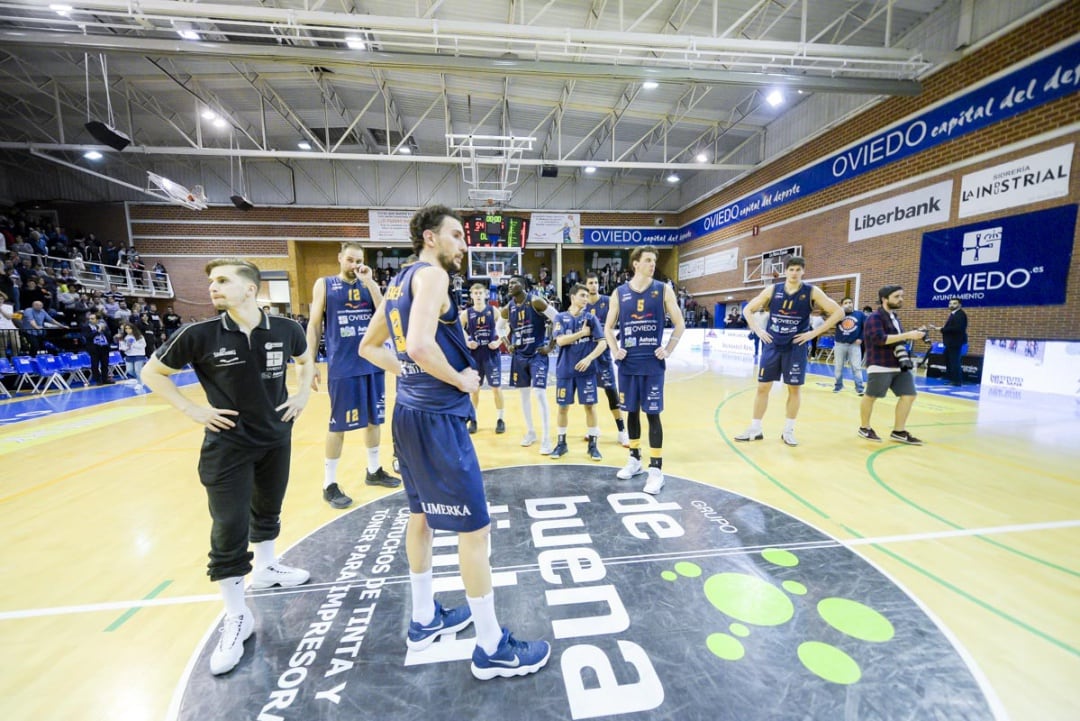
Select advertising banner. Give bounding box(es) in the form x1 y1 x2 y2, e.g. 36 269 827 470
848 180 953 242
916 204 1077 308
958 143 1073 218
582 227 686 246
981 339 1080 398
368 210 413 242
531 213 580 243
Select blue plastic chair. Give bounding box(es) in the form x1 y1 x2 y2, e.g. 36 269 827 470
0 356 15 398
12 355 40 393
33 353 71 393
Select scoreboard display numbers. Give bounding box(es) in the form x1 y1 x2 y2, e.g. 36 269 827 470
463 213 529 248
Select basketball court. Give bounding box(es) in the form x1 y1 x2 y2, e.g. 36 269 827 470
2 346 1077 721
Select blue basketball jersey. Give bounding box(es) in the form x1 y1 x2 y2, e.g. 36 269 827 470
465 305 499 362
614 280 666 375
507 292 547 357
384 262 474 416
553 310 603 378
323 275 379 378
766 282 815 345
585 294 613 362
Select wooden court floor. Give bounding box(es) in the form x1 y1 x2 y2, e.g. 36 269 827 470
1 357 1078 721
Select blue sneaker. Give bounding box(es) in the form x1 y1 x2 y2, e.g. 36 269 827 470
471 628 551 680
407 600 473 651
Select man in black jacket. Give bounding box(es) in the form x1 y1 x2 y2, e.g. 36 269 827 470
940 297 968 387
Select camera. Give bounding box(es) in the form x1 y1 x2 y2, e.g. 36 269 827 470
893 343 914 371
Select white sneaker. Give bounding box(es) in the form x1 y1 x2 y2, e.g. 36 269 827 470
250 562 311 589
642 468 665 495
734 427 764 442
209 606 254 675
617 430 630 447
539 438 554 455
616 457 644 479
520 432 537 447
781 429 799 447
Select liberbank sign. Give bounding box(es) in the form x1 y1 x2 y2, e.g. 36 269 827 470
664 37 1079 244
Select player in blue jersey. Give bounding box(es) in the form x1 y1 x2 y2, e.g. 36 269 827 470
359 205 550 680
460 281 506 434
550 283 608 461
585 271 629 447
734 256 843 446
501 275 558 454
604 246 685 495
308 241 401 510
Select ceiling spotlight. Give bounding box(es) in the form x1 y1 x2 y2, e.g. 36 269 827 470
174 21 200 41
695 152 708 163
201 108 217 121
584 166 597 174
642 80 659 89
83 150 103 160
230 195 254 211
212 117 226 128
84 120 131 151
666 173 680 183
297 141 312 150
766 90 784 107
345 36 366 50
398 146 412 154
50 3 72 15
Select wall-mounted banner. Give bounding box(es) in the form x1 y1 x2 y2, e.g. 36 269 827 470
681 37 1080 242
583 226 687 246
958 143 1073 218
531 213 580 243
704 247 740 275
916 204 1077 308
848 180 953 242
368 210 413 242
679 257 705 279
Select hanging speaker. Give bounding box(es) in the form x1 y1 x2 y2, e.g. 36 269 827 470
230 194 254 211
540 164 558 178
84 120 131 151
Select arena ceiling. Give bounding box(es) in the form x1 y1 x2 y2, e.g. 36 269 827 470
0 1 1045 211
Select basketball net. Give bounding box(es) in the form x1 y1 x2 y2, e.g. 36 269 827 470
489 270 504 287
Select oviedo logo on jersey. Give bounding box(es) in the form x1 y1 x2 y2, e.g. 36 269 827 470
174 466 998 721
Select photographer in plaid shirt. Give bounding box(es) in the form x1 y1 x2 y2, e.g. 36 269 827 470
859 285 929 445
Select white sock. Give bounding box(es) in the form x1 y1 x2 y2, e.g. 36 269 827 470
520 389 535 434
410 570 436 625
367 447 380 474
784 418 796 433
557 426 568 437
497 408 504 420
467 592 502 654
534 387 550 439
323 458 338 489
588 427 600 438
253 540 275 570
749 419 763 432
219 577 246 617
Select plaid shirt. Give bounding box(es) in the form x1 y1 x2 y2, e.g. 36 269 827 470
863 308 904 369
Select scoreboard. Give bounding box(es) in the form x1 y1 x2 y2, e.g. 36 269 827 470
463 213 529 247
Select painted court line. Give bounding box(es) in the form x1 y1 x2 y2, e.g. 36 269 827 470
2 517 1074 622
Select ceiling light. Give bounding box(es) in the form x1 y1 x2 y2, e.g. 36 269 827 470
584 166 597 174
297 141 312 150
201 109 217 121
666 173 680 183
50 4 72 15
695 152 708 163
83 150 103 160
398 146 412 154
345 36 366 50
766 90 784 107
173 21 200 41
642 80 659 89
212 117 226 128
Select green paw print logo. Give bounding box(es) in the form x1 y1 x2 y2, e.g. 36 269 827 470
661 549 894 685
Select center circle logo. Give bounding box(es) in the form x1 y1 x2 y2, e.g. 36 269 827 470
173 466 998 721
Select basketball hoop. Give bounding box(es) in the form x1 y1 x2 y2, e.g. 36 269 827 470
489 269 504 287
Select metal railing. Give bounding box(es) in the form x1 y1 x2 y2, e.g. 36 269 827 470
12 252 173 299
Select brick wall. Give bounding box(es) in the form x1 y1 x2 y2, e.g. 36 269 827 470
679 2 1080 352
